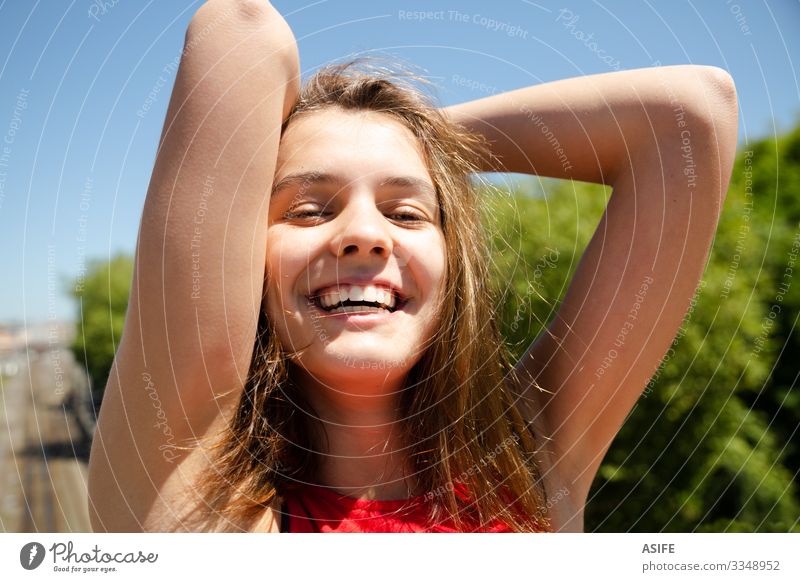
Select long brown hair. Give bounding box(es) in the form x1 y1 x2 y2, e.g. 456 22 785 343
200 59 551 532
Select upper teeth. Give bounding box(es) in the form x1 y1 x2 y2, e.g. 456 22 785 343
315 285 397 310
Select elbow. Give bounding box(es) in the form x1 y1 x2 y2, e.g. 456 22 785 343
699 65 738 127
186 1 281 48
658 65 738 129
703 66 737 105
189 0 274 26
697 66 739 192
185 0 299 101
684 65 739 137
679 66 739 207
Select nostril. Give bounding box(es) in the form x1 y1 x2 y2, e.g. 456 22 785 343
339 244 390 258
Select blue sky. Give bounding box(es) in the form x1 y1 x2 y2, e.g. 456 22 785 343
1 0 798 324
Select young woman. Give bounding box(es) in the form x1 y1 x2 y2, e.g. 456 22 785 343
87 0 738 533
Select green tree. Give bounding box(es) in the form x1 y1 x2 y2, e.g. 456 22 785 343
735 126 800 488
69 253 134 402
484 162 800 531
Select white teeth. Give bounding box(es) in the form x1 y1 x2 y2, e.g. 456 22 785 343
362 286 378 303
328 305 384 314
349 286 364 302
314 284 398 311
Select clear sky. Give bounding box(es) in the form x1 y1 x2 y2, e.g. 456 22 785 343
1 0 798 324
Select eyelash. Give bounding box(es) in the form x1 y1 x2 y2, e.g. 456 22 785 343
389 211 428 223
284 209 426 223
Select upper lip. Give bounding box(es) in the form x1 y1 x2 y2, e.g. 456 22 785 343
307 278 409 301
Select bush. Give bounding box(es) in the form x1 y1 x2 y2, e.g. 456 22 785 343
69 253 133 402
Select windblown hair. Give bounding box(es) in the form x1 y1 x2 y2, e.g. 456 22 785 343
200 59 551 532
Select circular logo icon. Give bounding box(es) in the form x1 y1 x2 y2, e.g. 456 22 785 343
20 542 46 570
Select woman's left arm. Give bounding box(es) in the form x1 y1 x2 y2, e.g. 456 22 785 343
443 65 738 509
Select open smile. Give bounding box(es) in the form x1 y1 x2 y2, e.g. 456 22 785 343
306 283 409 316
305 300 403 331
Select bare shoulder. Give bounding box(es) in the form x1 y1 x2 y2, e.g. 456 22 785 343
514 385 585 533
148 448 283 533
540 468 584 533
90 432 282 533
251 501 282 533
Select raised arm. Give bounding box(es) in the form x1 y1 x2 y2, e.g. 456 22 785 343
88 0 299 531
444 66 738 526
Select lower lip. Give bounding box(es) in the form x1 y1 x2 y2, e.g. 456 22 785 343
307 298 403 326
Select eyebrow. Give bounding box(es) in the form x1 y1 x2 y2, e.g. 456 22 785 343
271 171 340 197
378 176 438 202
271 171 437 203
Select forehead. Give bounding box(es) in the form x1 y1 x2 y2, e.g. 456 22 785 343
275 108 432 183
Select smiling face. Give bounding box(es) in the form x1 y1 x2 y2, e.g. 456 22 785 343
265 107 447 393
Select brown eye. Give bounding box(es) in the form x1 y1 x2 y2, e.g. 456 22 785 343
283 203 330 220
284 210 327 219
387 208 427 222
389 213 422 222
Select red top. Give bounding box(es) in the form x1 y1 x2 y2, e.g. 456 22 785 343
279 482 540 533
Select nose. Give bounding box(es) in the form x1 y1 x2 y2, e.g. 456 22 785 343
329 195 394 260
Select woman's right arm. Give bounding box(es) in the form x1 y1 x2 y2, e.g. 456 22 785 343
88 0 299 531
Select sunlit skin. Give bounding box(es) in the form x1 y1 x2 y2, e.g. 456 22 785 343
263 108 447 497
88 1 738 532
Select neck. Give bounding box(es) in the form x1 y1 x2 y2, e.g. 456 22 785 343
291 364 421 500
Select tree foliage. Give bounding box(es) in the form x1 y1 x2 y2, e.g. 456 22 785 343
69 253 133 401
484 130 800 532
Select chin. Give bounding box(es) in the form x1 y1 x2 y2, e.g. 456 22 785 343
298 345 415 382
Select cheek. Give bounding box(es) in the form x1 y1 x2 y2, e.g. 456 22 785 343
431 228 447 277
263 230 299 315
412 230 447 311
263 266 284 329
263 240 312 352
